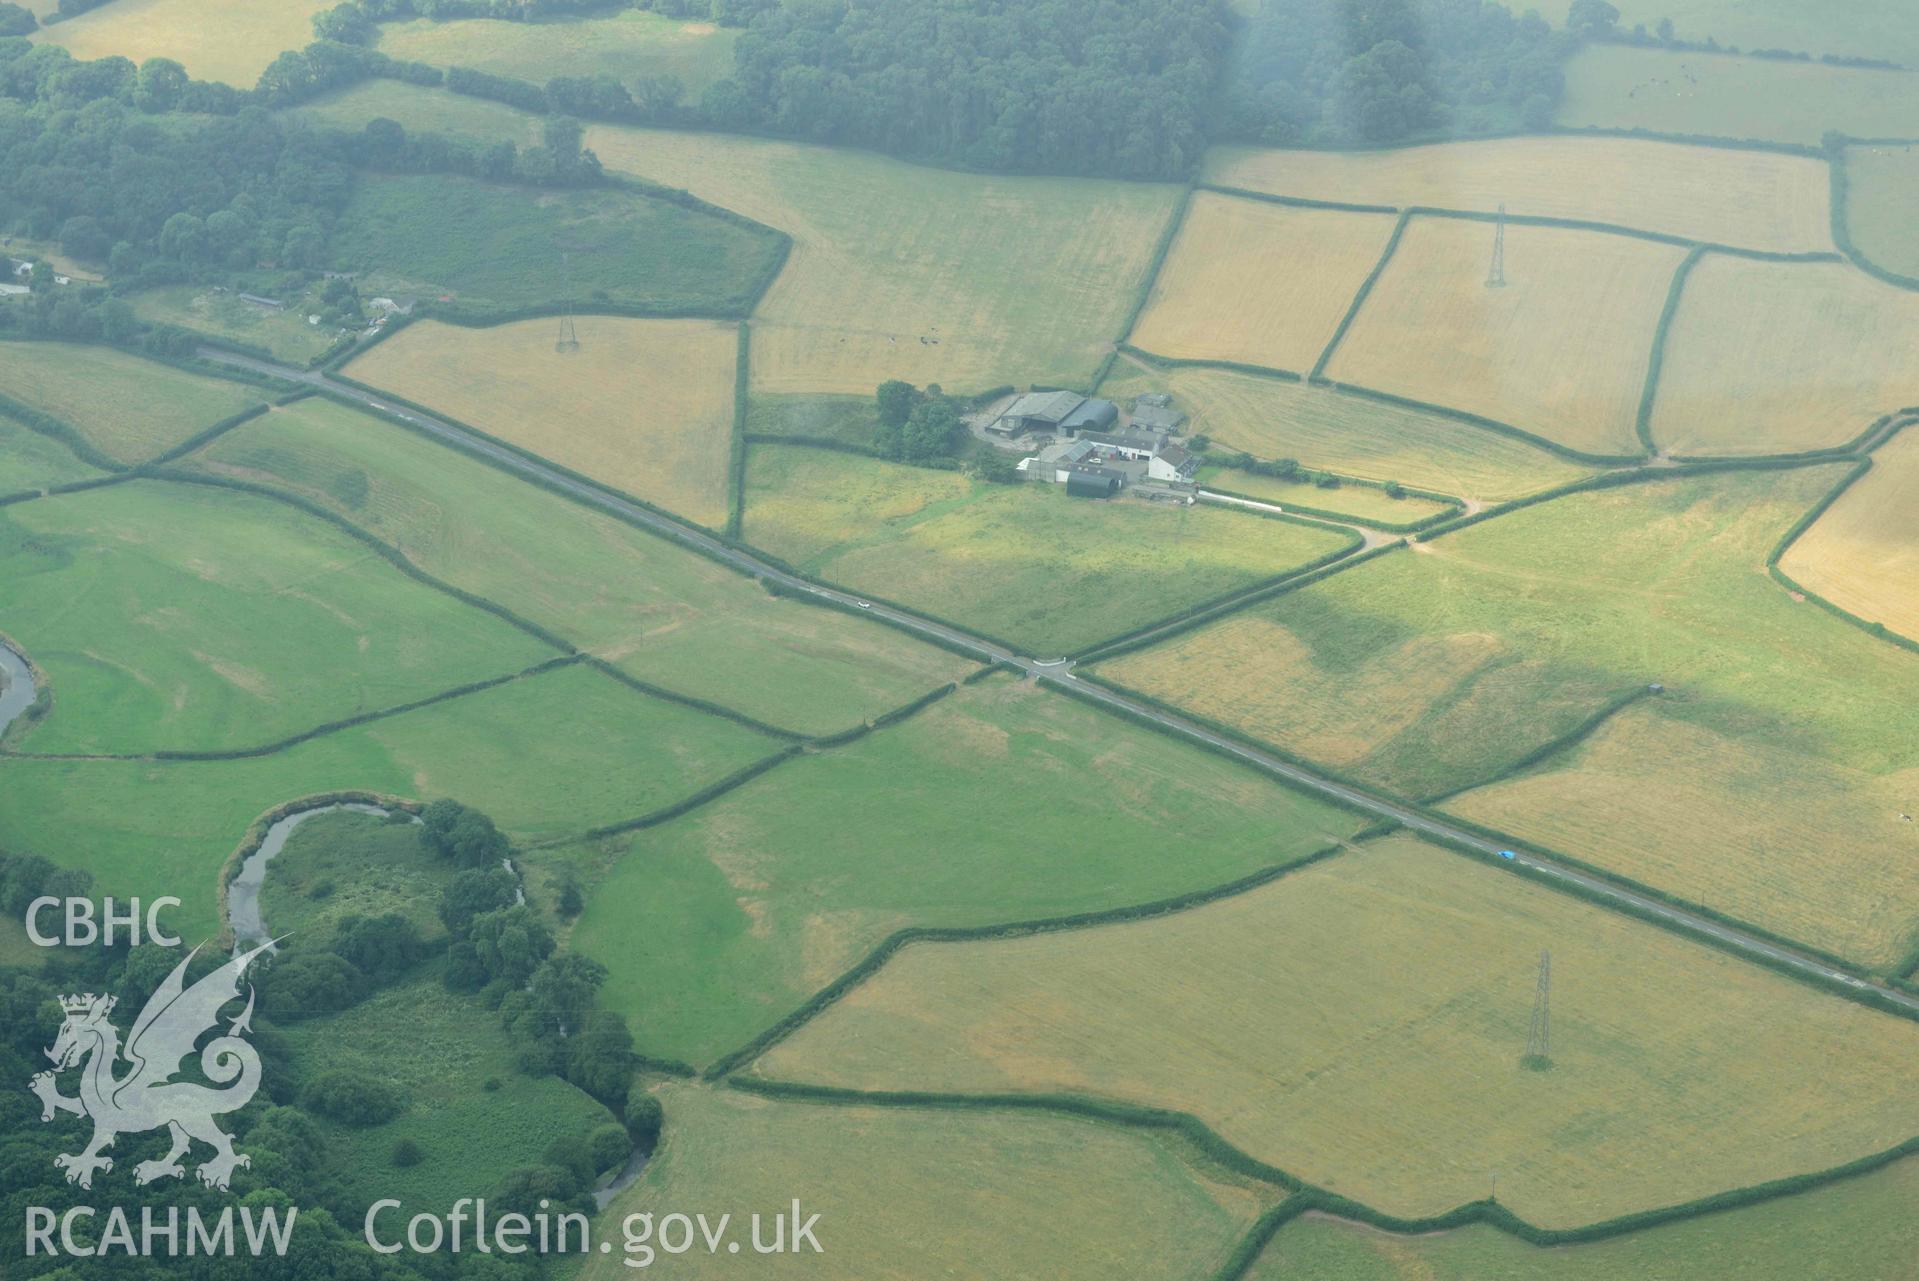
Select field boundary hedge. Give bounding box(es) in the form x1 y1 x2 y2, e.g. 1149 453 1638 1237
1198 463 1463 533
1198 183 1401 217
582 657 804 743
701 841 1352 1080
0 389 127 474
1074 541 1404 666
1317 379 1645 467
722 1075 1919 1251
1063 525 1367 661
1829 140 1919 293
1116 344 1305 383
1310 209 1411 381
1113 183 1196 349
1421 685 1659 806
726 322 751 538
1762 427 1919 655
552 744 806 845
1635 246 1705 453
141 403 272 468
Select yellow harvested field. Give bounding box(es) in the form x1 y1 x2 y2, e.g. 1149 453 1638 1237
581 125 1180 394
344 316 737 528
0 339 259 464
1205 136 1832 253
757 836 1919 1230
1781 426 1919 641
31 0 334 86
1445 703 1919 967
1100 365 1591 501
1325 217 1683 456
1129 193 1397 372
582 1084 1273 1281
1651 255 1919 456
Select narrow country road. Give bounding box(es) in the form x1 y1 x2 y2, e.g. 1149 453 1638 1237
201 348 1919 1018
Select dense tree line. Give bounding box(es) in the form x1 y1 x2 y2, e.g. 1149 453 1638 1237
1219 0 1576 146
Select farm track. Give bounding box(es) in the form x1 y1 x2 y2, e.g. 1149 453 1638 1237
200 348 1919 1019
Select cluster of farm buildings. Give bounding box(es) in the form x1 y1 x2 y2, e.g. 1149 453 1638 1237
990 390 1198 497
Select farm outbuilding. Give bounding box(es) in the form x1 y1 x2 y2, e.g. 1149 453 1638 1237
1130 393 1185 433
1059 397 1120 435
1064 465 1123 497
993 389 1088 436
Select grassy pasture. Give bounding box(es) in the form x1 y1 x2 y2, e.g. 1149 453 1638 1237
1196 467 1456 524
0 661 776 944
378 10 739 99
29 0 332 85
1780 425 1919 641
329 172 783 315
257 808 449 943
757 835 1919 1230
125 285 340 364
1651 255 1919 456
281 962 615 1212
580 124 1180 394
564 676 1359 1067
1250 1157 1919 1281
741 444 1356 656
1325 217 1683 457
0 340 259 465
1844 142 1919 282
1204 137 1832 253
0 410 102 494
0 478 553 755
1101 467 1919 964
744 393 881 449
1129 193 1397 372
579 1083 1273 1281
1606 1 1919 68
1099 365 1591 501
288 80 548 146
193 397 974 732
1559 44 1919 146
344 316 738 527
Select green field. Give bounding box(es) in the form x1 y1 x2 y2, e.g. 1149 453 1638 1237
742 444 1356 655
29 0 334 85
1607 1 1919 67
257 808 448 943
0 661 777 944
0 410 102 494
378 10 739 99
744 394 883 449
1254 1155 1919 1280
289 80 548 146
1197 467 1457 524
757 835 1919 1230
281 962 616 1212
1845 142 1919 281
579 1083 1273 1281
0 340 260 465
1559 44 1919 146
125 285 342 364
562 675 1359 1067
1102 467 1919 965
328 171 784 314
1100 366 1589 503
0 478 556 755
192 399 973 732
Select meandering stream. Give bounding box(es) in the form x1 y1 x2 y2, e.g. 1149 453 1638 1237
0 640 36 739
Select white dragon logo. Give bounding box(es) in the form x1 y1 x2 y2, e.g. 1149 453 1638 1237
29 943 272 1191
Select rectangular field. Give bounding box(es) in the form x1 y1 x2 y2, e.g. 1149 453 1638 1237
1558 44 1919 146
0 340 260 465
583 1084 1272 1281
0 478 553 755
1129 193 1398 372
1196 467 1455 525
1100 466 1919 964
562 676 1359 1066
741 444 1356 656
1099 365 1591 502
376 10 739 99
1780 425 1919 641
1651 255 1919 456
0 661 777 944
581 125 1181 395
289 80 548 147
329 172 784 316
1325 217 1683 457
1845 143 1919 282
192 397 975 733
344 316 738 528
0 411 102 494
29 0 335 85
1205 136 1832 254
755 835 1919 1230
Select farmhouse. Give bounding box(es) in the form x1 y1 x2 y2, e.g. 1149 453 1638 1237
1078 427 1167 460
1148 442 1200 483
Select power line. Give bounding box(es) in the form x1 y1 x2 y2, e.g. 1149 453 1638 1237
1487 203 1507 289
556 250 580 353
1523 948 1551 1069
